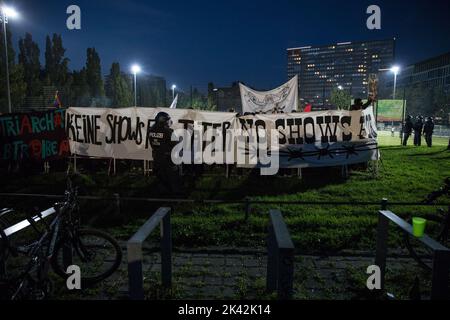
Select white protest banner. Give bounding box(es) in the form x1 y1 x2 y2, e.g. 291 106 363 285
239 76 298 114
65 106 378 169
66 107 236 161
236 107 378 168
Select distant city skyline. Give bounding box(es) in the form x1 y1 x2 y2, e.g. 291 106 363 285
7 0 450 92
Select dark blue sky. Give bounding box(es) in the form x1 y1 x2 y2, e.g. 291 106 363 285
7 0 450 92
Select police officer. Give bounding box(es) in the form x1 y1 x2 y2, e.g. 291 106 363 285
149 112 181 195
403 115 414 146
423 117 435 148
413 116 424 146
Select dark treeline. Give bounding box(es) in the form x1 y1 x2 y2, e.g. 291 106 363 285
0 31 214 112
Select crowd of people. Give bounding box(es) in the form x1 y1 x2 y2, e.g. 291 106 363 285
402 115 435 147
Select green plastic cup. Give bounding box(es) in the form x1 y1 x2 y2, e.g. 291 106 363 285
412 217 427 237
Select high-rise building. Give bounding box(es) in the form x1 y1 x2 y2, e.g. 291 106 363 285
287 39 395 108
209 82 242 113
381 51 450 95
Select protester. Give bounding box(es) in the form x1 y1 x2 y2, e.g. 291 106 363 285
349 97 374 111
413 115 424 146
403 115 414 146
148 112 181 195
423 117 435 147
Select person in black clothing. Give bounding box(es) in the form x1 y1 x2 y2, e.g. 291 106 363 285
423 117 435 147
413 116 424 146
403 115 414 146
149 111 181 195
350 97 374 111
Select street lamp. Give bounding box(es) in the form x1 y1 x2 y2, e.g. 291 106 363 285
1 5 19 113
390 65 400 99
171 84 176 100
337 85 343 90
131 64 141 107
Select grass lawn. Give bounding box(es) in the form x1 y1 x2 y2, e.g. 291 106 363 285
1 133 449 254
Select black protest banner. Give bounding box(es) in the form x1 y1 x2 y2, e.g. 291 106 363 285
0 109 70 161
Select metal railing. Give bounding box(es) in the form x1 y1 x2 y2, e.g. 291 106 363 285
375 201 450 300
127 207 172 300
266 209 295 299
1 192 449 207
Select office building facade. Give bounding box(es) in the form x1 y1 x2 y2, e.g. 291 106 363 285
382 51 450 94
287 39 395 108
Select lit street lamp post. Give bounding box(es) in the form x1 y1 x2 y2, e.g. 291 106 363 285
171 84 176 100
380 66 401 100
1 6 19 113
131 64 141 107
391 65 400 99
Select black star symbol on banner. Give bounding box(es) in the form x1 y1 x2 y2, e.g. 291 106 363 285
315 144 334 160
342 144 358 159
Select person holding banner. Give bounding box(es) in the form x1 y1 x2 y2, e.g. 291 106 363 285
350 97 373 111
149 112 181 196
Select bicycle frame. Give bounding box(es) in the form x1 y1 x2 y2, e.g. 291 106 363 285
5 188 78 299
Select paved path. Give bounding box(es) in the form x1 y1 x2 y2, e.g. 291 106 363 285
59 247 432 300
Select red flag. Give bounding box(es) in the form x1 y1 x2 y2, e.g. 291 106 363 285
304 104 312 112
54 90 62 108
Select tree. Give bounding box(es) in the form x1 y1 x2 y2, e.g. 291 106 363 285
69 68 90 106
85 48 105 101
9 64 27 108
106 62 132 107
18 33 41 96
330 88 352 110
44 34 70 87
191 88 209 110
0 28 27 111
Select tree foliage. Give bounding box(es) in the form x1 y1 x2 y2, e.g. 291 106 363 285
106 62 133 107
44 34 69 87
85 48 105 103
330 88 352 110
19 33 41 96
0 28 27 112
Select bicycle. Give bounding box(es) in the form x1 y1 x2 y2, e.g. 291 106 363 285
404 177 450 271
0 177 122 300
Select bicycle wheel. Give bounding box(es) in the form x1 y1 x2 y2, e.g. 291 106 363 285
51 228 122 286
404 214 449 271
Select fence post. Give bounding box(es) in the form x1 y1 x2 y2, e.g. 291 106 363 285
266 224 277 292
341 165 349 179
431 249 450 300
143 160 146 176
381 198 388 210
161 210 172 288
114 193 121 216
127 241 144 300
277 247 294 300
244 197 251 221
375 200 389 291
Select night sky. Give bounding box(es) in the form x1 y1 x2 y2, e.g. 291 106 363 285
7 0 450 92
